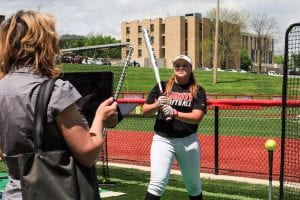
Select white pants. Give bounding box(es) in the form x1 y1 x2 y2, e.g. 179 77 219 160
147 133 202 197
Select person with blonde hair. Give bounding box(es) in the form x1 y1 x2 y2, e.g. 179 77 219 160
0 10 118 199
143 55 207 200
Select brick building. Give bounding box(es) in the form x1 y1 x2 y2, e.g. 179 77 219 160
242 32 274 67
121 13 274 70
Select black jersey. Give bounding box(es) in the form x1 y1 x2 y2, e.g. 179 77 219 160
146 81 207 138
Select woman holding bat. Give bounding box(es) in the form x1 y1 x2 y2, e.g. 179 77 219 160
143 55 207 200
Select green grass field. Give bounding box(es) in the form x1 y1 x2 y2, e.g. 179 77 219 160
62 64 283 96
97 166 284 200
0 162 287 200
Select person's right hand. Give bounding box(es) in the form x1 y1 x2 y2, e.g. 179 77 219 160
157 95 169 108
95 97 118 128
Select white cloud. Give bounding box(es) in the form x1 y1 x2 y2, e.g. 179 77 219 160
1 0 299 54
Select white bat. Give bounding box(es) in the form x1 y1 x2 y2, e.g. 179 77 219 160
142 28 163 94
143 28 171 121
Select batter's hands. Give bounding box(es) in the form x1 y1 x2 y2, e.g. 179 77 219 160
162 105 178 120
157 95 169 108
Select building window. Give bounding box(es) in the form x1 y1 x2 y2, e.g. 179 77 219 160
255 50 258 62
269 52 273 64
138 49 142 57
126 27 130 34
150 24 154 32
251 50 255 61
185 23 188 53
162 36 165 46
161 24 165 34
162 48 165 58
138 37 142 45
138 26 142 33
150 36 154 44
126 38 130 42
185 39 188 54
185 22 188 36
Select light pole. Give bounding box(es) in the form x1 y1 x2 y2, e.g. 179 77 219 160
213 0 219 84
201 17 204 69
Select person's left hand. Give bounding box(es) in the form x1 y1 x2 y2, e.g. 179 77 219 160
162 105 178 119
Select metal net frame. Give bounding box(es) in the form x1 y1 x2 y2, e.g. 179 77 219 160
280 22 300 199
61 43 133 182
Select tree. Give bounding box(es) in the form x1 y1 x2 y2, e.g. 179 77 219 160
60 33 121 58
59 34 84 49
291 53 300 68
249 13 277 73
274 55 284 64
82 34 121 58
83 33 120 46
206 7 247 69
240 48 252 71
200 36 214 68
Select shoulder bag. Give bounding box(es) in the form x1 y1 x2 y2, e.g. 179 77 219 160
17 79 101 200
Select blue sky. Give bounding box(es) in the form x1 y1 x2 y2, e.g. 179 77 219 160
1 0 299 54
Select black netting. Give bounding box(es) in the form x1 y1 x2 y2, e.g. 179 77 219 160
280 23 300 199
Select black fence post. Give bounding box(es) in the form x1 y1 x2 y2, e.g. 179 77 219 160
214 106 219 175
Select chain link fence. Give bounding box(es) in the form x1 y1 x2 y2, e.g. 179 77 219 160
105 99 286 181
